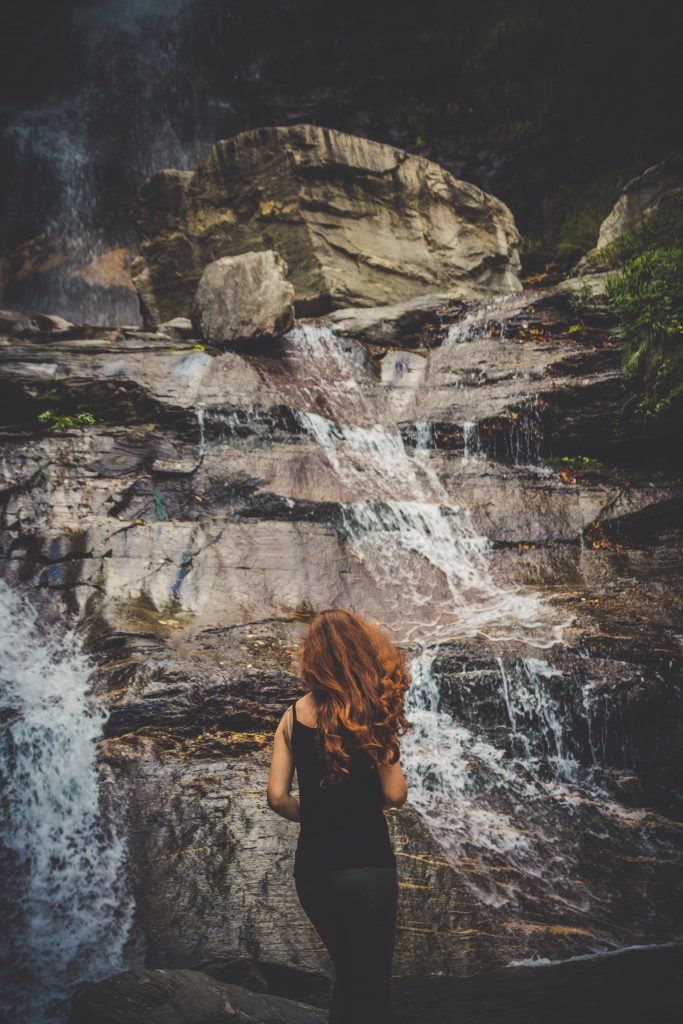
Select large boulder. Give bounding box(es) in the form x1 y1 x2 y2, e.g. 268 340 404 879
595 148 683 249
131 124 522 326
191 250 295 345
578 148 683 269
69 967 326 1023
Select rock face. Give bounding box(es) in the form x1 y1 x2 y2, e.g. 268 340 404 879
131 124 522 326
191 251 295 345
596 148 683 249
69 943 683 1024
578 149 683 269
1 283 681 986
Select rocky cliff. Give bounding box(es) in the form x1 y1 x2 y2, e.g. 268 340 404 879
1 132 681 1024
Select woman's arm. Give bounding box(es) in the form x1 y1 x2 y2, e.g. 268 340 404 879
377 755 408 809
266 707 301 822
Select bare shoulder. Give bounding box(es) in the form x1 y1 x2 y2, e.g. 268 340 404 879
295 691 318 727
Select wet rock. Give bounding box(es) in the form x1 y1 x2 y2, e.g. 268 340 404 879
2 280 682 974
323 293 467 349
69 966 326 1023
390 943 683 1024
195 956 330 1005
191 251 295 346
131 124 522 325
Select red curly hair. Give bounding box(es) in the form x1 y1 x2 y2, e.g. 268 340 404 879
299 608 411 788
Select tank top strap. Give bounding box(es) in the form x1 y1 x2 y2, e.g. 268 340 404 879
288 700 297 748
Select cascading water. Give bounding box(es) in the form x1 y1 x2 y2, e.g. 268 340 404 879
402 649 682 953
1 0 215 324
248 318 682 958
282 323 558 644
0 580 134 1024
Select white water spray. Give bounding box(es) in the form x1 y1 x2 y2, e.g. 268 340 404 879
270 321 681 952
0 580 134 1024
287 323 554 643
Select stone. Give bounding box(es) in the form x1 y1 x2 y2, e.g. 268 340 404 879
578 148 683 268
157 316 196 340
2 283 682 977
0 308 74 338
321 293 466 348
68 967 326 1023
190 250 295 345
596 148 683 249
131 124 522 326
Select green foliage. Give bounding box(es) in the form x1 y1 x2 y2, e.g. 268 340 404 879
555 167 641 268
37 409 96 430
549 454 605 474
606 247 683 418
601 195 683 267
559 455 602 468
519 235 546 273
152 486 169 521
396 97 437 150
567 280 596 322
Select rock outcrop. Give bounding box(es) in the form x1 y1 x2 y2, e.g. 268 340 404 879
69 966 326 1023
1 283 681 978
596 148 683 249
131 124 522 326
191 251 295 346
70 943 683 1024
578 149 683 268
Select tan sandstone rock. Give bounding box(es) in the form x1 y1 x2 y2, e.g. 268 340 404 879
578 148 683 270
131 124 522 326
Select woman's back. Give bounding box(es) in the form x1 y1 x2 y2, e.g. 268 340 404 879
268 608 408 1023
291 695 397 877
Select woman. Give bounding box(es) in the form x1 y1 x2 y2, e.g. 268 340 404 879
267 608 411 1024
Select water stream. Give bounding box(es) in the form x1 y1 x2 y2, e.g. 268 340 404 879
282 322 558 644
268 318 682 956
0 581 134 1024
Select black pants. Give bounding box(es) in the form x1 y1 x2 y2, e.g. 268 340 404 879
295 865 399 1024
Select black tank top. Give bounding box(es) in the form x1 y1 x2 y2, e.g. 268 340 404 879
291 700 397 877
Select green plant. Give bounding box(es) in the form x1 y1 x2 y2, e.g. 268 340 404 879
601 195 683 267
555 167 640 268
606 246 683 418
567 279 596 322
396 97 436 150
152 486 169 521
37 409 96 430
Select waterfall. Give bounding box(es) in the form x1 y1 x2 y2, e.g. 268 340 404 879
402 647 681 947
1 0 211 325
287 323 559 644
272 320 680 954
0 581 134 1024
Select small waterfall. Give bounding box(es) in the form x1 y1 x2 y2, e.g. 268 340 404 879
0 581 134 1024
402 646 682 951
287 323 555 643
1 0 211 324
256 321 682 954
444 292 532 347
461 421 483 464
